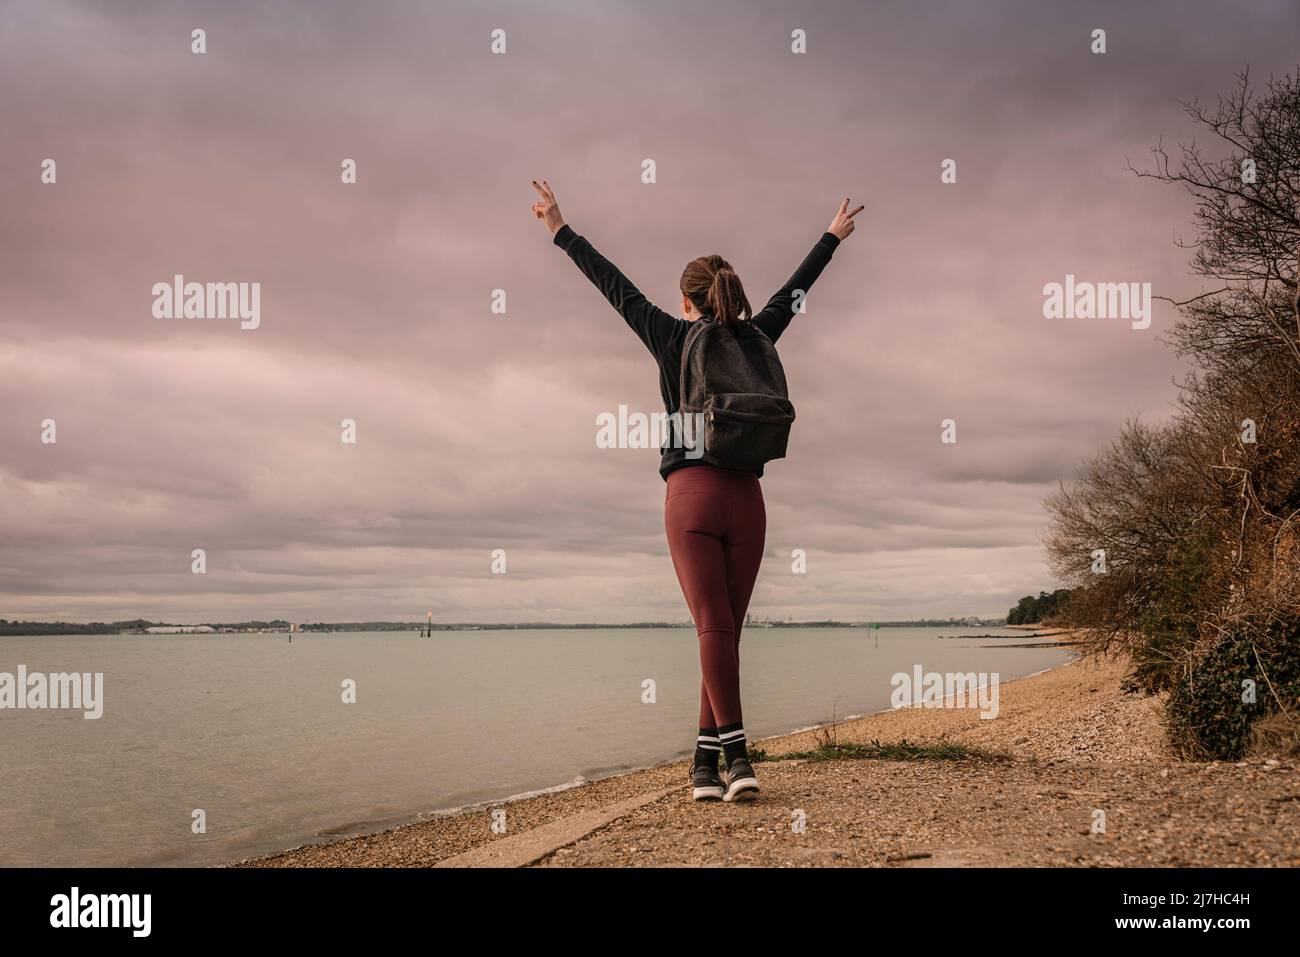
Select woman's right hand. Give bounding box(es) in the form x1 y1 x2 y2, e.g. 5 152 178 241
531 180 566 235
827 198 865 241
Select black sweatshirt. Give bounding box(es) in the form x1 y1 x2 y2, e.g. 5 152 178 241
553 223 842 480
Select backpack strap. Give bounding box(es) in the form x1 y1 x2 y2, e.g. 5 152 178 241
679 318 720 412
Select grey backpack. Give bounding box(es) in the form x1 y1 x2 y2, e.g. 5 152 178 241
678 317 795 471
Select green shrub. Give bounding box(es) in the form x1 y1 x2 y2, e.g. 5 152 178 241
1167 616 1300 760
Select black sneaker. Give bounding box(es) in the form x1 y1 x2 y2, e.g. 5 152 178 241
721 757 759 802
689 760 724 801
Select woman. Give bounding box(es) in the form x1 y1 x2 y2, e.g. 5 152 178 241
531 181 861 801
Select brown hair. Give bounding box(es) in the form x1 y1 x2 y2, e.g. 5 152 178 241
680 255 752 327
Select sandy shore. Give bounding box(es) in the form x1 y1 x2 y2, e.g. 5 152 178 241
238 638 1299 867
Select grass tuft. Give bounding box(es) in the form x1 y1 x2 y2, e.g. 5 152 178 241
769 738 1006 763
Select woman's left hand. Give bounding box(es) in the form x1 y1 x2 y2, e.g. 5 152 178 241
827 198 865 241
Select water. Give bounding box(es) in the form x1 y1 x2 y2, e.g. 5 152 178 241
0 627 1070 866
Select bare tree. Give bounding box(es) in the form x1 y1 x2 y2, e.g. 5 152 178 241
1048 69 1300 744
1129 67 1300 373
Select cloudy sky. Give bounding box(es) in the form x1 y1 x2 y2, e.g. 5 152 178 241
3 0 1297 624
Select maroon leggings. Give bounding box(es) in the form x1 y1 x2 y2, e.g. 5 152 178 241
664 465 766 729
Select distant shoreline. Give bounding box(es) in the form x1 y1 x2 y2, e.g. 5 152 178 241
0 619 1023 637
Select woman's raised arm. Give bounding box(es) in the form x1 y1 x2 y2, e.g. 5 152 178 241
751 198 863 344
532 180 679 356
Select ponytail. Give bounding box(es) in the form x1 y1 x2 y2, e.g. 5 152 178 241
706 265 751 327
681 255 752 327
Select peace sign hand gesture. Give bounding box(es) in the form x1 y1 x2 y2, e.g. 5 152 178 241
531 180 566 235
827 198 865 241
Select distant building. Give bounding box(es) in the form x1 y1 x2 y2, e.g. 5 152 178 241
144 625 215 634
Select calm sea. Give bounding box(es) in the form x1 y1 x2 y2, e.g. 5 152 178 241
0 627 1070 866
